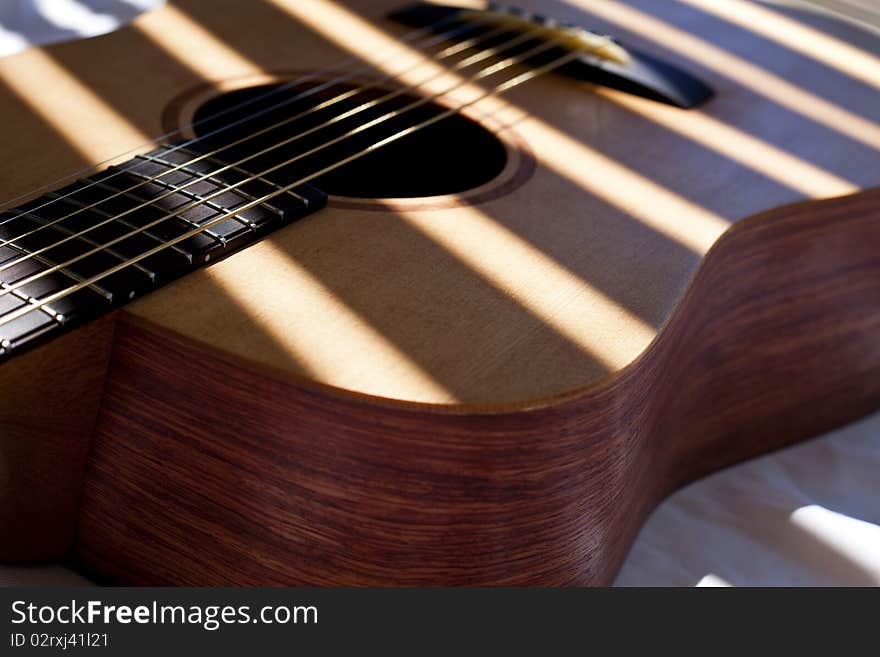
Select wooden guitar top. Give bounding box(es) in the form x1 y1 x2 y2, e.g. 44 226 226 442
1 0 876 405
1 0 879 585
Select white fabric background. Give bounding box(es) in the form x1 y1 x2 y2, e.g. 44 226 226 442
0 0 877 587
616 412 880 586
0 0 164 58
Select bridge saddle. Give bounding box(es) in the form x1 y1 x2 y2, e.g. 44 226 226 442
467 3 630 64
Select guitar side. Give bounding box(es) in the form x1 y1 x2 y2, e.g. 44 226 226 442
66 190 880 585
0 0 877 583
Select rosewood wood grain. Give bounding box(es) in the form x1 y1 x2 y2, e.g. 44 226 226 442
0 314 116 561
0 0 878 584
0 0 876 405
71 190 880 585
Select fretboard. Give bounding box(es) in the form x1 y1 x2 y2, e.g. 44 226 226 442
0 144 326 359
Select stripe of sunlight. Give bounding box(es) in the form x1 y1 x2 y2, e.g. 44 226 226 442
836 0 880 13
695 573 734 587
262 0 510 104
600 89 858 198
263 0 716 362
118 0 168 10
677 0 880 90
514 113 731 253
0 48 149 161
836 0 880 20
778 0 880 38
24 1 448 401
264 0 728 256
35 0 125 38
200 240 456 403
563 0 880 151
790 505 880 583
398 204 657 371
131 1 262 80
0 21 29 58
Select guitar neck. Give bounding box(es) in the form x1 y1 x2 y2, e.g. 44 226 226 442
0 148 326 359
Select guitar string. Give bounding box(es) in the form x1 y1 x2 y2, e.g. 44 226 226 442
0 25 544 280
0 19 513 254
0 24 551 275
0 46 584 329
0 12 480 214
0 34 577 316
0 12 475 218
0 46 581 331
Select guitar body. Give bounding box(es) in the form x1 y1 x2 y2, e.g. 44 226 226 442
0 0 878 584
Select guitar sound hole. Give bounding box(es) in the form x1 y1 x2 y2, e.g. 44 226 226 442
190 81 508 199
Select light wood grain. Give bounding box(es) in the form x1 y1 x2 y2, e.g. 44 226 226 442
74 191 880 585
0 0 878 582
0 0 875 403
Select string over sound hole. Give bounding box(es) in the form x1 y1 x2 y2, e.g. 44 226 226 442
190 81 509 199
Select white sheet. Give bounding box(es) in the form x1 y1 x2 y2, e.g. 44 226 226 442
0 0 164 58
0 0 877 588
615 411 880 586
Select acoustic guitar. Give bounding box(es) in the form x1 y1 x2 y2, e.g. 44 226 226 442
0 0 878 585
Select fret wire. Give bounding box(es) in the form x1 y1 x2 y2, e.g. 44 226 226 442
171 144 317 209
0 23 545 277
0 17 503 260
0 34 571 309
0 46 584 331
147 149 284 230
0 281 61 328
50 188 191 263
138 148 300 234
86 182 194 263
2 238 113 303
20 206 155 281
123 165 228 247
0 282 46 313
0 12 468 214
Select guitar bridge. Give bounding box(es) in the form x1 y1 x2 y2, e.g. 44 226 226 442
388 2 714 108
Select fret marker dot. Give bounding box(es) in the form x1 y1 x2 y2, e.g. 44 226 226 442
129 291 136 300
